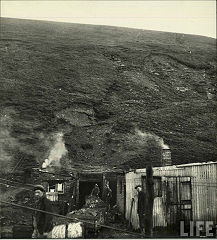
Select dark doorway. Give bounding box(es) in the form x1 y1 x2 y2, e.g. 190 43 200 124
79 181 102 208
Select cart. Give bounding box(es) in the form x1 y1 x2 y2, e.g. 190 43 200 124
49 195 107 238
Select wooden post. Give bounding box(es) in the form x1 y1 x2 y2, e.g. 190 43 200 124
102 173 106 201
146 165 154 237
75 173 80 208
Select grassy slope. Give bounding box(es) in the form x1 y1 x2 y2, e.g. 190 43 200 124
0 18 216 171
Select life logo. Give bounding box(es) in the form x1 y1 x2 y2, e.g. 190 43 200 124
180 221 216 237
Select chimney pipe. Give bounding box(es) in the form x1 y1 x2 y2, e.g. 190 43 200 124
162 147 172 166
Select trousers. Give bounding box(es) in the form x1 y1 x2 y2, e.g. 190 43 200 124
138 214 145 230
138 214 153 236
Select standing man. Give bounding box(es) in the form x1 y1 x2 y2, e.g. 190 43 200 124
32 185 53 238
103 181 112 211
91 184 100 197
135 185 146 235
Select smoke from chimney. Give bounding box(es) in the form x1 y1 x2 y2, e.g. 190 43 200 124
135 128 169 149
42 132 68 169
159 138 170 150
135 127 171 166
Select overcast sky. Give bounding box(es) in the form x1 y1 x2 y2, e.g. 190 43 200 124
1 1 216 38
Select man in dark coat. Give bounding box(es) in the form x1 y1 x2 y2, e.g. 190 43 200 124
135 185 146 235
103 182 112 211
32 185 53 238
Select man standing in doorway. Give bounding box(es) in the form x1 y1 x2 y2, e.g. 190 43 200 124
135 185 146 235
32 185 53 238
103 181 112 211
91 184 100 197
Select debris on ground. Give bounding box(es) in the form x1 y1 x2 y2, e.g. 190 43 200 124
53 194 107 232
51 195 107 238
83 195 107 208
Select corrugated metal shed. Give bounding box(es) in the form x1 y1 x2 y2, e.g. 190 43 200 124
125 161 217 230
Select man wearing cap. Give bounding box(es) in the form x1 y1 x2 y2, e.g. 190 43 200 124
135 185 146 235
32 185 53 238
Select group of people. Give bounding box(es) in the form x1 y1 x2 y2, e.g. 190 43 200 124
91 182 112 209
31 183 149 238
31 182 113 238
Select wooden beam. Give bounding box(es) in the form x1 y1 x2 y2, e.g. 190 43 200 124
75 173 80 208
102 173 106 200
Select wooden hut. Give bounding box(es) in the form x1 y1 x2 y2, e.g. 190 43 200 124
116 161 217 230
32 166 122 211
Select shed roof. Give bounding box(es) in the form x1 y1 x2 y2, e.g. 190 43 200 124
131 161 217 173
175 161 217 168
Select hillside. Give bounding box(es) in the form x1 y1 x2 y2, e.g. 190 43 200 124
0 17 216 172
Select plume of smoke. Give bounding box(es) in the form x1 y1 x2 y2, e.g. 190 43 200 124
135 127 169 150
121 127 171 167
135 128 155 139
42 132 68 169
159 138 170 150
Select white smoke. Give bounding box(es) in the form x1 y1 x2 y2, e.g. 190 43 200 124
159 138 170 150
42 132 68 169
135 128 154 139
135 128 169 150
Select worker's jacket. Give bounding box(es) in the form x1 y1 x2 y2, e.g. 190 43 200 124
137 191 146 215
33 196 53 234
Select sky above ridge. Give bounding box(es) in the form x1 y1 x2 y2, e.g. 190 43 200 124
1 1 216 38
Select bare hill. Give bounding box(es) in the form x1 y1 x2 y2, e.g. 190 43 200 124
0 18 216 172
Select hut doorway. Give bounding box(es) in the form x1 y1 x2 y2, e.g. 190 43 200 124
78 181 102 208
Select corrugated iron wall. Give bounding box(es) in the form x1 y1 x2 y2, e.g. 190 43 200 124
188 163 217 221
125 162 217 230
